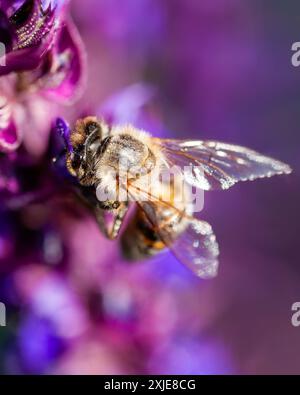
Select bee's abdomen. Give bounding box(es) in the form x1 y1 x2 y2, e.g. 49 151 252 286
120 209 166 261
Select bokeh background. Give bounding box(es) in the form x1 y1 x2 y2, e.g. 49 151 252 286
0 0 299 374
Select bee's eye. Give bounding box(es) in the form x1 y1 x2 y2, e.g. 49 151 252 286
72 153 82 169
72 144 84 169
85 122 100 136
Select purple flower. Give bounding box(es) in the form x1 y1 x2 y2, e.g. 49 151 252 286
0 0 68 76
147 338 234 374
0 94 19 152
0 0 86 154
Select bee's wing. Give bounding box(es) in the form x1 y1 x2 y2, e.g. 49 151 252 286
153 138 292 190
128 183 219 278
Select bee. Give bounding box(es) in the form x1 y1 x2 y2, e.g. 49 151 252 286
58 116 292 278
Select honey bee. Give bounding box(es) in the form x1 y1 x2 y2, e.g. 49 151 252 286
59 116 292 278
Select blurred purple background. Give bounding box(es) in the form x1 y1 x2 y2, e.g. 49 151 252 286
0 0 299 374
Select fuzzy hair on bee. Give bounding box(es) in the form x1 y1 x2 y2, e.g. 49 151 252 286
70 117 100 147
67 118 166 205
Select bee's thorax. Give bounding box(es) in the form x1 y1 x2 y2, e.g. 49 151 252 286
96 133 156 179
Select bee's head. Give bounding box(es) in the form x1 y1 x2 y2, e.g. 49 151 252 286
66 117 108 185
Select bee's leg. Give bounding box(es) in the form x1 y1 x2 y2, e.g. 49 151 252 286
109 202 129 240
94 202 129 240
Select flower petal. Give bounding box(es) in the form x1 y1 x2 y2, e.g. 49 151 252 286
0 95 21 152
0 154 19 202
99 83 156 125
40 18 87 103
0 41 54 76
